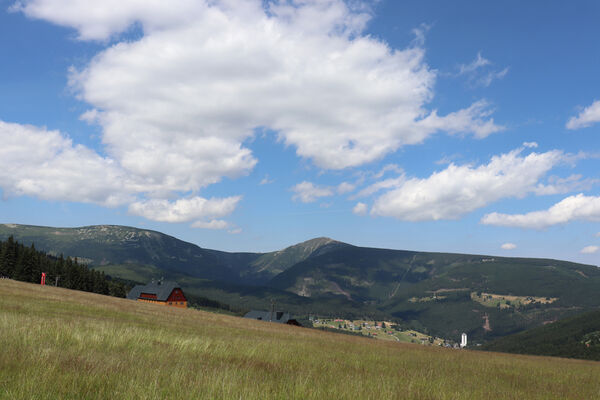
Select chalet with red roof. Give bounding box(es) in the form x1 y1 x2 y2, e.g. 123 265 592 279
126 280 187 308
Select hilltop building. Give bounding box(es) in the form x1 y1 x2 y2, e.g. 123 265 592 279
126 280 187 308
244 310 300 326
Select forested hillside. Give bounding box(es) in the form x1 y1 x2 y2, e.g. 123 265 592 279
2 223 600 344
0 236 128 297
0 224 343 285
482 308 600 361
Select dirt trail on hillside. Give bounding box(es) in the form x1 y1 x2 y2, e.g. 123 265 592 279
330 282 352 300
482 314 491 332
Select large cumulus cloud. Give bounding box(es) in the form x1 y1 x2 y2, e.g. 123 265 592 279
7 0 503 225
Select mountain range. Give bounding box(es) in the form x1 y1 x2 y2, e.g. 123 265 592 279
2 223 599 343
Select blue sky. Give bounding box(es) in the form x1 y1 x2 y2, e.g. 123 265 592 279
0 0 599 264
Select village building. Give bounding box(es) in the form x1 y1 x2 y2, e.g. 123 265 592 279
460 332 468 348
243 310 301 326
126 280 187 308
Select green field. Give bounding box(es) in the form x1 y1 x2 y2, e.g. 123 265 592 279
1 279 599 399
471 292 558 309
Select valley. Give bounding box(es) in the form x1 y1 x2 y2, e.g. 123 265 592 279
2 223 600 345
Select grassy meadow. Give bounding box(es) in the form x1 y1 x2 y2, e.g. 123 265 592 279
1 280 599 399
471 292 558 309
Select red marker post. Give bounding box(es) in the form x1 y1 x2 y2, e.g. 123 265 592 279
41 272 46 286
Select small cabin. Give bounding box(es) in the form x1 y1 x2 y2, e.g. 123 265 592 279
244 310 300 326
126 280 187 308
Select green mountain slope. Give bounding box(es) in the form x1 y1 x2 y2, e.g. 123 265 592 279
2 223 599 343
481 308 600 360
268 246 600 341
0 224 348 286
0 224 244 282
0 224 371 320
269 246 600 303
239 237 349 282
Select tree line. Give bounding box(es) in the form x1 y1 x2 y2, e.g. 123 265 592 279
0 236 129 297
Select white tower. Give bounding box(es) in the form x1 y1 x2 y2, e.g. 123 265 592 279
460 333 467 348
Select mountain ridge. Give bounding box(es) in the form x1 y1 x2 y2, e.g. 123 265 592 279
0 223 348 285
2 222 599 343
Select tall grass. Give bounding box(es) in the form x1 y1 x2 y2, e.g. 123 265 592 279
1 279 599 399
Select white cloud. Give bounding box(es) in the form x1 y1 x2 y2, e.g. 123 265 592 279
291 181 334 203
16 0 502 174
481 194 600 229
371 147 567 221
477 67 509 88
12 0 206 41
191 219 229 230
128 196 241 223
228 228 242 234
0 120 244 224
0 120 131 207
411 23 431 47
532 174 598 196
4 0 508 230
457 52 508 88
458 52 490 75
501 243 517 250
596 232 600 238
337 182 356 194
435 154 461 165
373 164 403 179
260 174 274 185
581 245 599 254
353 176 406 199
523 142 538 148
566 100 600 130
417 100 503 139
353 202 368 216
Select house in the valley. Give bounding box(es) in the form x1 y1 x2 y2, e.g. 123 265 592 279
243 310 300 326
126 280 187 308
460 332 468 348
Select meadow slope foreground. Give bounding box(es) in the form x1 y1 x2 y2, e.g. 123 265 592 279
1 280 599 400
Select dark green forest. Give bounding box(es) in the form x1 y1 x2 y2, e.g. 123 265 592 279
0 236 128 297
481 308 600 361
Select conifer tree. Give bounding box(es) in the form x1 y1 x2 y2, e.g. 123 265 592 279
1 236 17 278
0 237 128 298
